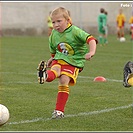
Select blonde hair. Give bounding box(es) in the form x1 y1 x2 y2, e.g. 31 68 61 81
50 7 72 24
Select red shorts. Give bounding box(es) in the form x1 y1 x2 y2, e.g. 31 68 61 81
118 26 124 29
51 60 80 86
131 26 133 30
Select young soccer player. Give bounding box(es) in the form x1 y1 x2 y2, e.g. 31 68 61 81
129 13 133 41
37 7 97 119
97 8 107 46
104 10 108 44
116 8 126 39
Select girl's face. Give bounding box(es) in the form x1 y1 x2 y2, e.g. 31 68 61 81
51 14 69 33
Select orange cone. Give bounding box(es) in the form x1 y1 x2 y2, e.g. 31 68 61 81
93 76 106 82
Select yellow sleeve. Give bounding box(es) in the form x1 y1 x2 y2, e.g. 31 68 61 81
129 17 131 24
129 17 133 24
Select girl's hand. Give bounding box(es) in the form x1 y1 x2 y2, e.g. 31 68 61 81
47 57 54 67
85 52 93 60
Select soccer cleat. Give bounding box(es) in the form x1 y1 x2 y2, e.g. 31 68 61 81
37 60 47 84
51 110 64 119
123 61 133 87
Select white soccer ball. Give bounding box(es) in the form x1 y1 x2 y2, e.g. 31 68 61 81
120 37 126 42
0 104 10 126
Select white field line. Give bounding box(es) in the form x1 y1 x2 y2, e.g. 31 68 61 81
1 72 131 125
0 71 123 84
8 104 133 125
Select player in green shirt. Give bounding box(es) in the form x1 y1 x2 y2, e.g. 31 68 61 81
37 7 97 119
104 10 108 44
49 24 94 68
97 8 107 46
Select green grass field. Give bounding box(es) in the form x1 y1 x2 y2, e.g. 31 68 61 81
0 34 133 131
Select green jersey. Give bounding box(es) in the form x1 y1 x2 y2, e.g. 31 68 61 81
98 13 106 28
49 25 92 68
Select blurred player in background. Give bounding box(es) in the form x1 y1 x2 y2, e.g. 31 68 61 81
104 10 108 45
37 7 97 119
116 8 126 39
97 8 107 46
47 11 53 36
129 13 133 41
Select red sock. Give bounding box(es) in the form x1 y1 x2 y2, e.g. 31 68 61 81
55 85 69 112
132 33 133 39
121 33 124 37
117 32 120 38
46 70 57 82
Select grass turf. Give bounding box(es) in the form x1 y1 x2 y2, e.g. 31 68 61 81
0 34 133 131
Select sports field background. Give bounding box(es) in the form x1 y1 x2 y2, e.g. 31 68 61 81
1 2 133 36
0 34 133 131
